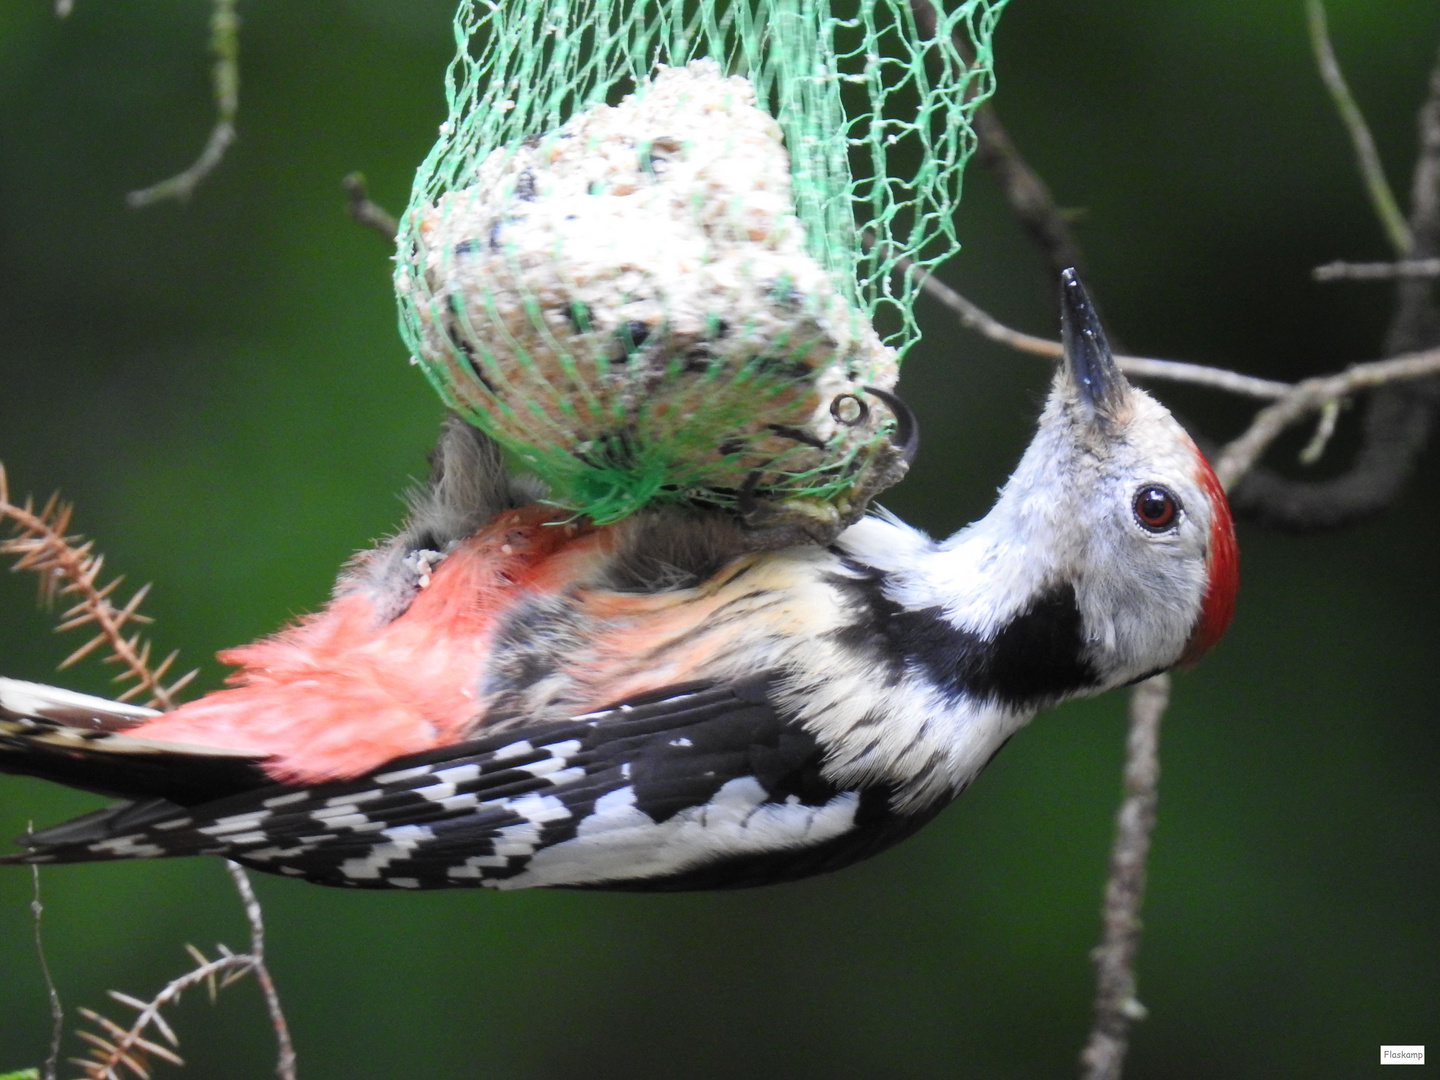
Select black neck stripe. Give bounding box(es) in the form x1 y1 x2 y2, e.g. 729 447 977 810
827 564 1098 710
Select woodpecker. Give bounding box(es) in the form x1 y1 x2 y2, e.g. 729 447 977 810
0 271 1236 891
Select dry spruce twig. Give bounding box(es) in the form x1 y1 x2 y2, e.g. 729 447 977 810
2 469 295 1077
0 465 196 709
69 863 295 1080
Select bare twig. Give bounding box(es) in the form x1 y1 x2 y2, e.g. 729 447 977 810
1080 674 1170 1080
29 845 62 1080
1228 42 1440 532
1111 356 1294 402
126 0 240 208
70 863 295 1080
342 172 399 242
910 265 1065 357
908 245 1440 493
1307 0 1413 254
1213 346 1440 487
911 266 1295 400
0 464 197 709
1313 257 1440 281
73 953 242 1079
224 862 296 1080
1298 399 1343 464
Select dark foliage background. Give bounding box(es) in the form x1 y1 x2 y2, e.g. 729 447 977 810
1 1 1436 1076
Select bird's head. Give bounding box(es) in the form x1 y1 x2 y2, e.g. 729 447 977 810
1045 269 1237 680
957 270 1238 690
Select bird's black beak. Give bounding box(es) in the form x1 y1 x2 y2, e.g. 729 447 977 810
1060 268 1129 423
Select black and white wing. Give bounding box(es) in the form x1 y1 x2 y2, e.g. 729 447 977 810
3 679 939 891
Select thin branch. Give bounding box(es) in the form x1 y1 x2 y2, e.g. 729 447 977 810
1228 41 1440 532
224 862 296 1080
907 251 1440 493
1313 257 1440 281
1212 346 1440 488
29 845 62 1080
1307 0 1413 254
342 172 399 242
73 953 248 1079
1079 673 1170 1080
911 266 1295 399
126 0 240 208
912 266 1066 357
0 464 197 709
71 864 296 1080
1298 398 1343 464
1112 356 1294 402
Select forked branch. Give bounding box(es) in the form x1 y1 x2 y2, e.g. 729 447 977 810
909 268 1440 477
69 863 295 1080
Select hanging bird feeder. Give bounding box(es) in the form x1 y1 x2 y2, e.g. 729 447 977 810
395 0 1007 535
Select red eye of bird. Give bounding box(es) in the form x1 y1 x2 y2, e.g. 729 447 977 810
1134 485 1180 532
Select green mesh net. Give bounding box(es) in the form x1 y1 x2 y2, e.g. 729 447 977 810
395 0 1006 533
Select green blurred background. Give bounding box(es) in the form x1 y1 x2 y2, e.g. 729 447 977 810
1 1 1436 1076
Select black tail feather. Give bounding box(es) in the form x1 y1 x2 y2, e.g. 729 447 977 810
16 798 185 850
0 731 271 806
1 676 271 805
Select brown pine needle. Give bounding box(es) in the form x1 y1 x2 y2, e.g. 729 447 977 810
129 1038 183 1068
73 1030 119 1055
56 610 102 633
59 633 109 671
77 1011 135 1051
